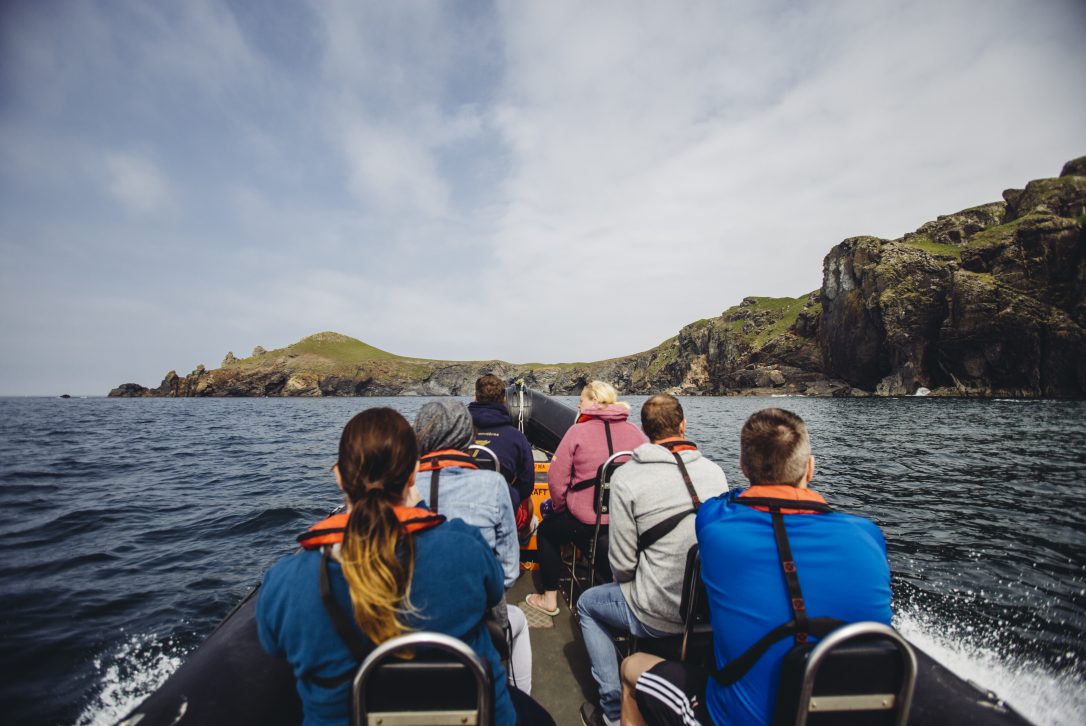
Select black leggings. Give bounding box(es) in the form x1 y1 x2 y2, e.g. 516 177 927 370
536 509 611 591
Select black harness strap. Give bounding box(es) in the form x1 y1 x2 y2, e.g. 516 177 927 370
771 509 809 643
709 617 845 686
569 420 617 493
636 452 702 553
707 494 841 687
420 451 480 514
430 469 440 514
304 548 376 688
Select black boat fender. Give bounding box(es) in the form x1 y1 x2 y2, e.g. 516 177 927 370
504 381 578 454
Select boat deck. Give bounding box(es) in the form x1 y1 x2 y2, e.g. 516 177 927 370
509 570 594 725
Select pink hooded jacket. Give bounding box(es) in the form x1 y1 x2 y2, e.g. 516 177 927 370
547 404 648 525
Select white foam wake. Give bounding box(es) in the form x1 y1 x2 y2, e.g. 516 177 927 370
895 610 1086 726
74 633 187 726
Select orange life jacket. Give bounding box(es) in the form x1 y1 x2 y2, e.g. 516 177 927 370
656 436 698 453
739 484 827 515
418 448 479 472
418 449 481 514
297 505 445 549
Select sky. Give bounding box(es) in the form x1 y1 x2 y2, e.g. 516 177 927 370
1 0 1084 395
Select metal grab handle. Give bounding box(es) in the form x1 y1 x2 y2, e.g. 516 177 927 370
467 444 501 476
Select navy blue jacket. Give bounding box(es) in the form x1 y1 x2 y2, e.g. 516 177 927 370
469 401 535 508
696 486 892 725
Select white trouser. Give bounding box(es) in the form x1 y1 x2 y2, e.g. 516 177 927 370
505 604 532 695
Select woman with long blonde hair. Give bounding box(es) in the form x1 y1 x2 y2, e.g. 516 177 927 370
257 407 537 725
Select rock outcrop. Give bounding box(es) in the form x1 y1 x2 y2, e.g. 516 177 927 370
818 158 1084 396
111 157 1085 398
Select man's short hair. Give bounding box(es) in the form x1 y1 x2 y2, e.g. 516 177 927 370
641 394 684 442
475 374 506 403
740 408 811 486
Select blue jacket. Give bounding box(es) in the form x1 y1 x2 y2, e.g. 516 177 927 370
696 487 892 726
422 465 520 589
256 519 514 726
469 402 535 508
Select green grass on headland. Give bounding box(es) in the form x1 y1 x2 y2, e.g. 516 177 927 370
902 235 963 259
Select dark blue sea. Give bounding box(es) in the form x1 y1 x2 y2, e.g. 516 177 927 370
0 396 1083 725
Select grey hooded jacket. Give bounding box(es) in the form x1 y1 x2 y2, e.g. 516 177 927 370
609 442 728 633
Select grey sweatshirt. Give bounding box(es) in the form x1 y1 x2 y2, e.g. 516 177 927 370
609 442 728 633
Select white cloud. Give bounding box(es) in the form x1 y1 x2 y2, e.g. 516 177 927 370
339 118 450 217
102 151 172 215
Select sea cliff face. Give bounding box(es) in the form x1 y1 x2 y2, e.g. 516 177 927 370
111 157 1085 398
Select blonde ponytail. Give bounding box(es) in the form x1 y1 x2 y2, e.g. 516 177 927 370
334 408 419 644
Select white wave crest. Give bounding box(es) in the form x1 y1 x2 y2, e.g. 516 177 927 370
895 609 1086 726
74 632 187 726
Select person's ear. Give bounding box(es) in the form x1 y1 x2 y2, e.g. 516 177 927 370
407 461 419 488
333 463 344 491
804 456 815 485
739 456 748 481
679 419 687 436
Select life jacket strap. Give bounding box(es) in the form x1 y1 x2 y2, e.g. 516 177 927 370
635 450 702 553
708 617 846 686
430 468 440 514
706 495 837 686
316 547 374 667
566 420 616 493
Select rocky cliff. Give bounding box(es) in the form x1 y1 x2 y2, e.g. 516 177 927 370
111 157 1085 398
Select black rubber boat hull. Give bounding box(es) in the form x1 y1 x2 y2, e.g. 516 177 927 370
119 586 300 726
504 383 577 454
121 585 1030 725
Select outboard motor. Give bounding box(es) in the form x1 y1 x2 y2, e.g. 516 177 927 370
505 380 578 454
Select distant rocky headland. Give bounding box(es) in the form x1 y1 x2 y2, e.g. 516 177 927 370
112 157 1086 399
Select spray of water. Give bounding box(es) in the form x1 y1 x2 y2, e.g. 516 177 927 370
895 607 1086 726
74 633 188 726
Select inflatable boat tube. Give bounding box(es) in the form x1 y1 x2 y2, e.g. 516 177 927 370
119 585 300 726
504 382 578 454
120 585 1029 725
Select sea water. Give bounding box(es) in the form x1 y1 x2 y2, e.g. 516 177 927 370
0 396 1082 725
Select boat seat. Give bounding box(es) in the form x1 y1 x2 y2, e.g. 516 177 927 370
629 544 710 663
678 544 713 665
565 452 631 609
351 631 493 726
773 622 917 726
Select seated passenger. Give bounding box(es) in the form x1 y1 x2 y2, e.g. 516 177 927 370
622 408 892 726
256 407 548 726
525 380 648 618
413 399 533 695
469 374 536 510
576 394 728 726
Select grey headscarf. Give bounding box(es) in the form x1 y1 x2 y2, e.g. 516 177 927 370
413 399 475 456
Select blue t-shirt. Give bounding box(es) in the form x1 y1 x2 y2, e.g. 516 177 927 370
696 489 892 725
256 518 513 726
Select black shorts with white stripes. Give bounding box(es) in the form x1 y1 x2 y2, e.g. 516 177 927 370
634 660 710 726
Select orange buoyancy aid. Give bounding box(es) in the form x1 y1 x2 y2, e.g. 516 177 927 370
739 484 828 515
297 506 445 549
655 436 698 453
418 448 480 472
418 449 481 515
